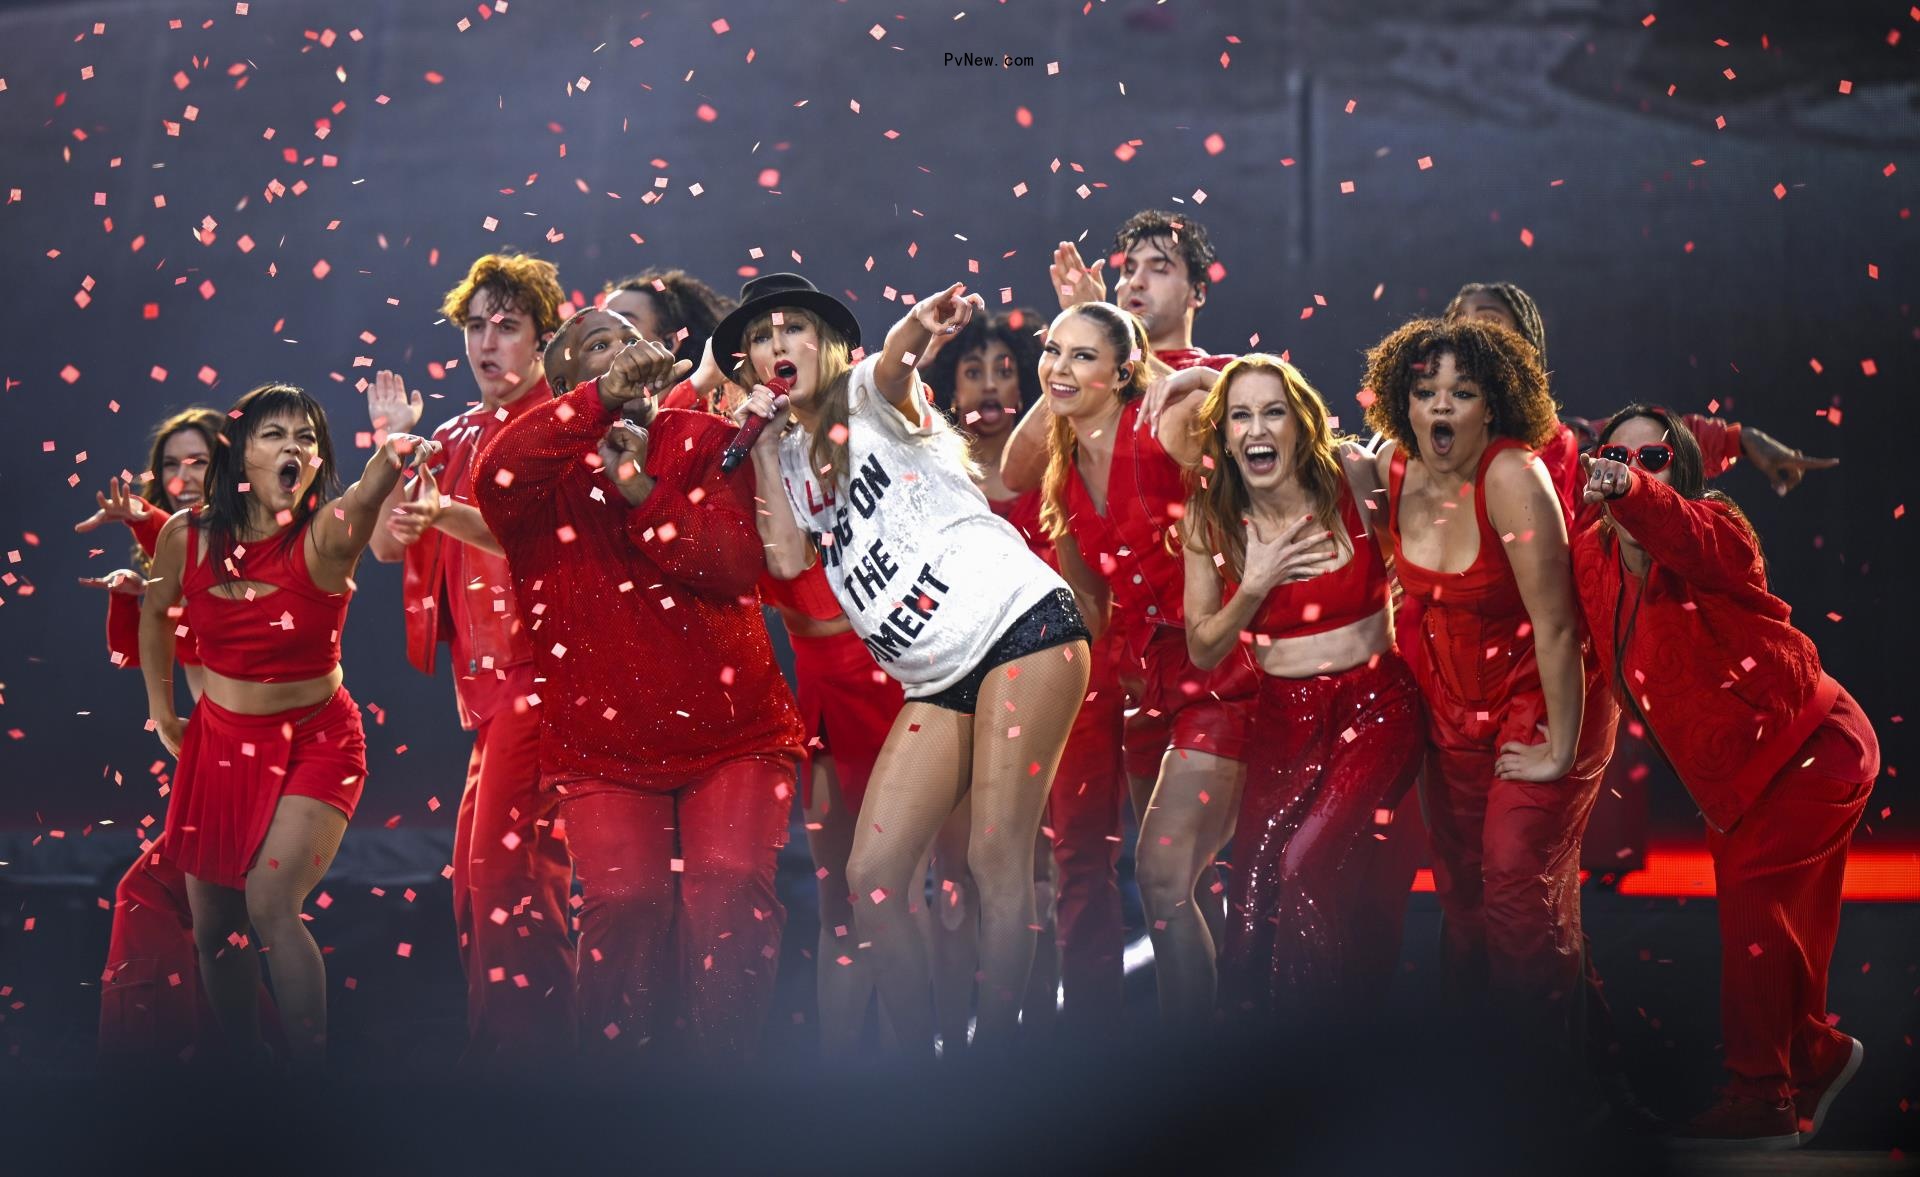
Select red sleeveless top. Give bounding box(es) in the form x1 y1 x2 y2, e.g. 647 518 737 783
988 487 1050 563
1386 437 1531 621
1232 482 1388 639
182 519 352 683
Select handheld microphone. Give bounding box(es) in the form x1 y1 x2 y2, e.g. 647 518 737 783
719 364 795 473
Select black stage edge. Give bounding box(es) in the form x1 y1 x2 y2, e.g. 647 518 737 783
2 830 1916 1166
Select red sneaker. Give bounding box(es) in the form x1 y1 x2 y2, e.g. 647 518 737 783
1669 1090 1801 1151
1793 1035 1864 1146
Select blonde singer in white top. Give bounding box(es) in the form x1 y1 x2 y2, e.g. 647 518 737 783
731 276 1092 1059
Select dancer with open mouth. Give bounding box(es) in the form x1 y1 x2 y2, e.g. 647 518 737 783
364 252 576 1063
733 274 1092 1056
137 383 434 1067
1175 356 1426 1024
80 407 292 1066
1015 300 1260 1030
1362 318 1617 1072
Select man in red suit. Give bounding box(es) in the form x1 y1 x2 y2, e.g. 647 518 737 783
367 252 575 1060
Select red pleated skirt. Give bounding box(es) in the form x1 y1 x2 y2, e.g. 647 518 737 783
163 687 367 890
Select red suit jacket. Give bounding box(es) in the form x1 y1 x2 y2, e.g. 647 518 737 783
1572 471 1836 833
401 385 545 729
474 382 803 788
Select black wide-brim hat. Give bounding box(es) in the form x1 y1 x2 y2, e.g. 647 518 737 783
710 272 864 385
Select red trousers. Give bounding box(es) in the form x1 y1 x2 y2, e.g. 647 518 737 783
1220 657 1426 1021
558 754 794 1064
1045 667 1130 1028
1417 661 1618 1042
1709 687 1878 1102
451 698 576 1059
97 831 282 1065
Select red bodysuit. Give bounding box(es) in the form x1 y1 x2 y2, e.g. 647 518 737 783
1216 483 1425 1020
1061 398 1259 778
1385 437 1616 1039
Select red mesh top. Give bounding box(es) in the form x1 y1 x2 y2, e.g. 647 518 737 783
181 519 351 682
1231 482 1388 639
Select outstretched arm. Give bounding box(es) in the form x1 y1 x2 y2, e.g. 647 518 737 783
139 513 190 756
873 282 986 412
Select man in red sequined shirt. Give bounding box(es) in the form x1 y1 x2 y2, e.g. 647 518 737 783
476 325 804 1064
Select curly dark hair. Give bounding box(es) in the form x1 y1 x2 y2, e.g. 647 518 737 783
1444 282 1547 368
605 269 737 366
923 308 1043 424
1110 209 1218 296
1361 317 1560 458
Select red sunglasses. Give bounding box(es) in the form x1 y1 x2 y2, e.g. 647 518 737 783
1595 442 1673 473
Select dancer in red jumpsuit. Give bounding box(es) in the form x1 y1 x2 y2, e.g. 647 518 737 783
1003 213 1248 1027
545 301 908 1058
79 408 288 1064
1574 406 1875 1149
921 308 1130 1042
1362 318 1617 1058
363 253 576 1061
138 382 431 1065
1177 356 1426 1022
476 324 803 1064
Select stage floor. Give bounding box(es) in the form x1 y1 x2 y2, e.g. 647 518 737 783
1 828 1915 1168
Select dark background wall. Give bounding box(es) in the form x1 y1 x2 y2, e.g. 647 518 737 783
1 0 1913 845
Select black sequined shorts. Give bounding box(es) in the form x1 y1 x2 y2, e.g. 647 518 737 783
920 588 1090 714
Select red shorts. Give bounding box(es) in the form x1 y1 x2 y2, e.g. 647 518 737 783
789 627 905 813
1120 625 1260 779
163 687 366 890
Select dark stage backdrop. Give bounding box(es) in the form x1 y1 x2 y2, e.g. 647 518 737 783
0 0 1913 846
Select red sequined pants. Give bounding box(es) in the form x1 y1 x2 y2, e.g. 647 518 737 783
557 754 794 1063
1219 656 1425 1021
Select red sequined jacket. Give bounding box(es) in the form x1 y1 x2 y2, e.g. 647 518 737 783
474 382 803 787
1572 470 1837 833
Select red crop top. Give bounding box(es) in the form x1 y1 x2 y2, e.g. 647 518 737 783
758 560 845 623
181 519 352 683
1232 482 1389 639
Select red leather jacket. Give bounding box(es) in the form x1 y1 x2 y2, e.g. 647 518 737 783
1572 470 1837 833
402 384 547 729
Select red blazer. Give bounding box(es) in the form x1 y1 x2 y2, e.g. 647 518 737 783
1572 471 1837 833
400 387 545 728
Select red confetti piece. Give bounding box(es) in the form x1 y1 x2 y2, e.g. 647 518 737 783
1519 227 1535 248
1203 132 1225 155
1772 182 1788 200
